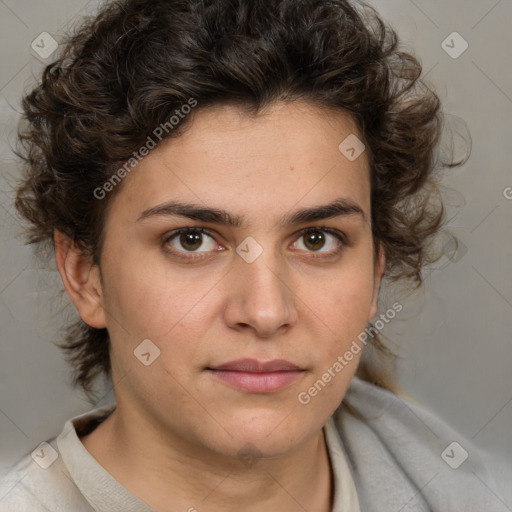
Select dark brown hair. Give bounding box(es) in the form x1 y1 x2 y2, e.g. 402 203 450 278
14 0 464 399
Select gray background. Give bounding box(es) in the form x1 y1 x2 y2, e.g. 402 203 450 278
0 0 511 487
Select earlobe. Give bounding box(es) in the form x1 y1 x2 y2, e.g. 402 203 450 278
54 229 106 329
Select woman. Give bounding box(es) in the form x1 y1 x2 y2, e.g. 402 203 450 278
1 0 509 510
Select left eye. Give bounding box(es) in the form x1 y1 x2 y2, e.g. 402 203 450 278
291 228 343 253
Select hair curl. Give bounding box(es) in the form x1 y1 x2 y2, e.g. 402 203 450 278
14 0 464 399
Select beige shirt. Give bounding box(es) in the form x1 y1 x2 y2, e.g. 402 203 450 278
0 404 360 512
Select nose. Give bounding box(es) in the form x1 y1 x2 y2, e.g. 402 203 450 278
222 248 298 339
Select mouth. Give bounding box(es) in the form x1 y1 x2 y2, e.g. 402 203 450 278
205 359 306 393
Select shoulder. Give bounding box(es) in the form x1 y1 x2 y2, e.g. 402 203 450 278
332 377 512 511
0 404 116 512
0 439 92 512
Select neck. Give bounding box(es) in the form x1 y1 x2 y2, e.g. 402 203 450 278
80 404 333 512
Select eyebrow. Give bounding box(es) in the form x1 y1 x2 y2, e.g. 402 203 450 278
137 197 366 227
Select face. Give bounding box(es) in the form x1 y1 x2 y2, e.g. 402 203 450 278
86 100 384 458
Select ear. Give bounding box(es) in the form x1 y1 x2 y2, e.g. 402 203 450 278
368 242 386 321
54 229 106 329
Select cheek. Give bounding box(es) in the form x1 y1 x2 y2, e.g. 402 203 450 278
100 247 219 340
313 261 376 340
99 252 228 393
296 266 375 412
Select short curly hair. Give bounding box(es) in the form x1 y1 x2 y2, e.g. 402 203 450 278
14 0 463 398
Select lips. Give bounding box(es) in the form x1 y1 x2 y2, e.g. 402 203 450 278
208 358 301 372
206 359 305 393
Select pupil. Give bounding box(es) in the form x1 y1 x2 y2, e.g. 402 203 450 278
305 231 324 251
181 232 202 251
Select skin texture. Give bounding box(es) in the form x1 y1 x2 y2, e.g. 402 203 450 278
55 100 385 512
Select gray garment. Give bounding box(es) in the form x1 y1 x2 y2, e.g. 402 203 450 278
338 378 511 511
0 376 510 511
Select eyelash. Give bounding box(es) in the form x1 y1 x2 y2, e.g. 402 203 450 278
162 226 348 261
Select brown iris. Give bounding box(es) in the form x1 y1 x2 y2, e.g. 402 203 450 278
303 231 326 251
180 232 203 251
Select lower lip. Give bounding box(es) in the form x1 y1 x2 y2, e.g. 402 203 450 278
207 369 305 393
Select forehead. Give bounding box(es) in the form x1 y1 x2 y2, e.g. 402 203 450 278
108 100 371 225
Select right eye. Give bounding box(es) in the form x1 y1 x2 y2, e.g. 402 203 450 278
163 228 223 258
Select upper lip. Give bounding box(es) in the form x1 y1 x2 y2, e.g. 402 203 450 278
208 359 302 372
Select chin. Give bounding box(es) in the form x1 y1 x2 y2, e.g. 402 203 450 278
208 408 317 459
